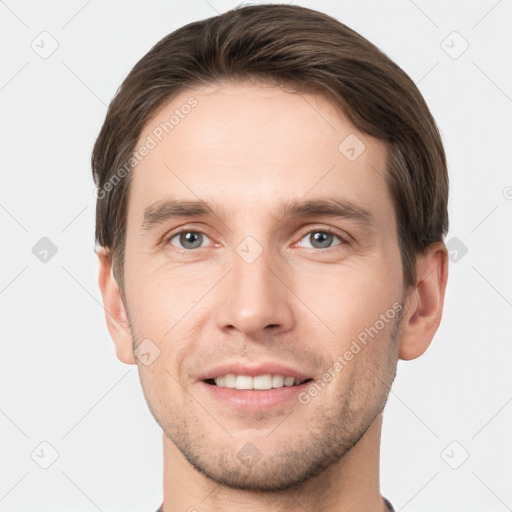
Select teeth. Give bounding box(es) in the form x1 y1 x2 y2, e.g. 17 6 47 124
235 375 253 390
253 374 272 390
224 373 236 388
284 376 295 387
213 374 304 390
272 375 284 388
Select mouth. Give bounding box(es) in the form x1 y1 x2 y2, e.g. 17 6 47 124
197 362 315 410
204 374 313 390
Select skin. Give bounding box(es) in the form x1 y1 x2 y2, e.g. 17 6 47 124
98 81 448 512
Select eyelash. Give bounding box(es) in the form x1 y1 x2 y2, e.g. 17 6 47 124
162 226 350 251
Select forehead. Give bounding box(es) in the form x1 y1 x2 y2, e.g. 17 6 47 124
128 81 394 231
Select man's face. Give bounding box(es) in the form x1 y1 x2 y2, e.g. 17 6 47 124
122 81 406 491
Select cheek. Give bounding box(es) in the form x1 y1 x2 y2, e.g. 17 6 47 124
124 254 207 335
295 260 402 351
124 260 218 385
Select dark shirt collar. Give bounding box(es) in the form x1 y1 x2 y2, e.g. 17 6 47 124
156 498 395 511
384 497 395 511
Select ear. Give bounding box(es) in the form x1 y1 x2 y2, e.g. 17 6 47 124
399 241 449 360
97 247 136 365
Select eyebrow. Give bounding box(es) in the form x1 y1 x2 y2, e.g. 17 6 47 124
141 197 376 231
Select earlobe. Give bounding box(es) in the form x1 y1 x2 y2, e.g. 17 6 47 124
97 247 136 365
398 242 449 360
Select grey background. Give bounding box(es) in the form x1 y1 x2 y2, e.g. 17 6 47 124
1 0 511 510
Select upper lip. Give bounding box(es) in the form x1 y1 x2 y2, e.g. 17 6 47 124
197 361 313 381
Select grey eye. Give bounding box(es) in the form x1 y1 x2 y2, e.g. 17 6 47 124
169 231 210 249
298 231 342 249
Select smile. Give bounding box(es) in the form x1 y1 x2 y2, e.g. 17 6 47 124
206 374 312 390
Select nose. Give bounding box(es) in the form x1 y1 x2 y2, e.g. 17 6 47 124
214 244 295 337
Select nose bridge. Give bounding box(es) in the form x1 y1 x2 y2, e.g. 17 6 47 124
215 235 295 335
234 239 273 299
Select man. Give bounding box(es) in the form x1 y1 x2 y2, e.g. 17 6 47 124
93 4 449 511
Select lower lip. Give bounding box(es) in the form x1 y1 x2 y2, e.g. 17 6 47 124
199 380 311 410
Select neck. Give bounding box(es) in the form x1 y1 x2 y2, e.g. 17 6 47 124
161 413 387 512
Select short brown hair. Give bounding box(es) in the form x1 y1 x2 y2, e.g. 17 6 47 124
92 3 448 294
